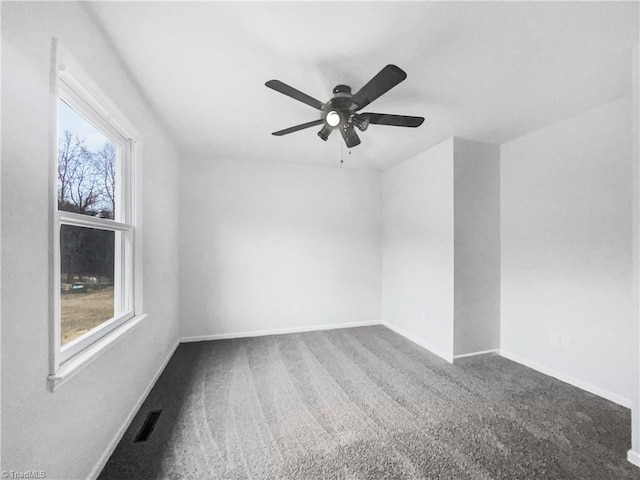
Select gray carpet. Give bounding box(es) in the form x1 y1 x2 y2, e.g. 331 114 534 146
99 326 637 479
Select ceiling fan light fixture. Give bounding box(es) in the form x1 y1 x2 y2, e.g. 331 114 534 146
352 115 370 132
326 110 340 127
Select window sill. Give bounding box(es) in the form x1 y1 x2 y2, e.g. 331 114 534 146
47 313 147 392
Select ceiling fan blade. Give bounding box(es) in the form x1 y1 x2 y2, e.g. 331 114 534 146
266 80 324 110
351 65 407 111
272 119 324 136
340 123 361 148
361 113 425 127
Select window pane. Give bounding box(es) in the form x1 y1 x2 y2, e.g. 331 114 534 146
58 99 117 220
60 225 115 346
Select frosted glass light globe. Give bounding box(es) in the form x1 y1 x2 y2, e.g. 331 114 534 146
326 111 340 127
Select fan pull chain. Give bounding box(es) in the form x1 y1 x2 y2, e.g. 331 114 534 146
339 142 352 169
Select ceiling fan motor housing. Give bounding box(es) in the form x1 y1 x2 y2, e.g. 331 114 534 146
323 85 355 130
328 87 353 112
332 84 352 95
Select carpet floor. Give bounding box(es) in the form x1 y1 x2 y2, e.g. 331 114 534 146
99 326 637 479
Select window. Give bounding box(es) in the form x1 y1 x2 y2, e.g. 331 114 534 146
50 45 141 384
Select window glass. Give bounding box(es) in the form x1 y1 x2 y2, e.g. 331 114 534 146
57 99 117 220
59 225 115 346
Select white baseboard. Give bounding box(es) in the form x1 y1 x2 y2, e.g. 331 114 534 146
381 321 453 363
499 350 632 408
628 450 640 468
88 338 181 480
180 320 383 343
453 348 500 360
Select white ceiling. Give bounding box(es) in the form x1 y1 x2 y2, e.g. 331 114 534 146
87 1 639 170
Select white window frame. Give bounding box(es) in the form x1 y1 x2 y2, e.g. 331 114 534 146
48 42 144 390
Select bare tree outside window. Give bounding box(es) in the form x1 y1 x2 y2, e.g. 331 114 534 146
96 142 116 217
57 129 116 219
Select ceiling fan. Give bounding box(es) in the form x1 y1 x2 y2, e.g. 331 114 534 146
265 64 424 148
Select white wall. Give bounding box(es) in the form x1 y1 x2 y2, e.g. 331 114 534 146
381 139 455 361
454 138 501 356
501 97 634 406
631 43 640 464
179 157 381 338
1 3 180 479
